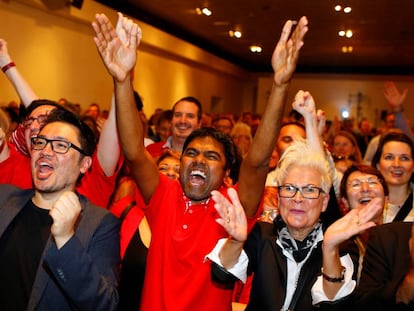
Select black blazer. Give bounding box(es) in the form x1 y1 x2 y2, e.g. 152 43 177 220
0 184 121 311
353 222 414 311
212 221 358 311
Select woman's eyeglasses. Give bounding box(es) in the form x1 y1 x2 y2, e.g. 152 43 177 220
278 184 325 199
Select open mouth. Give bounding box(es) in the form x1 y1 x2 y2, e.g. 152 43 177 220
390 169 403 177
359 197 372 205
36 160 54 179
189 169 206 186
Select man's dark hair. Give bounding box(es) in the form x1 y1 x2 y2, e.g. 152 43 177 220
157 109 173 126
22 99 63 120
134 91 144 111
172 96 202 121
287 109 304 122
340 164 389 200
182 127 239 181
42 107 97 156
280 120 306 132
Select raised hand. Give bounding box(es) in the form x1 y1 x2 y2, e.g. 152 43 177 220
50 191 82 249
384 81 407 111
92 12 141 82
293 89 316 119
211 188 247 243
323 197 383 249
316 109 326 137
0 39 12 68
272 16 308 85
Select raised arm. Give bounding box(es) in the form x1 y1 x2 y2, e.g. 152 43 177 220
92 13 159 203
238 17 308 217
0 39 38 107
292 90 324 153
96 94 121 176
293 91 343 199
383 81 414 141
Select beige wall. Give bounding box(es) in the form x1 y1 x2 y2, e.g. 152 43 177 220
0 0 254 117
1 0 413 127
257 73 414 129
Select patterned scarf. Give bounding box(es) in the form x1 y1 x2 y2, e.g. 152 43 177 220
10 123 30 157
274 216 322 262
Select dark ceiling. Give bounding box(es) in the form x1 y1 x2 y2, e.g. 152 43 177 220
95 0 414 75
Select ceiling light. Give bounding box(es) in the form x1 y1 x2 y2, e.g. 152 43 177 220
229 30 242 38
338 29 353 38
341 46 353 53
334 5 342 11
343 6 352 13
196 7 212 16
201 7 212 16
250 45 262 53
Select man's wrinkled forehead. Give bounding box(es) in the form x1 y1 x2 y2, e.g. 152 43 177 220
29 105 56 118
184 136 227 162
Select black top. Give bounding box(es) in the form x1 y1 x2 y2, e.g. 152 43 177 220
353 222 414 310
0 200 51 311
117 227 148 311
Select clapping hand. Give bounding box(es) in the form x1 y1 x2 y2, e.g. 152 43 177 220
211 188 247 243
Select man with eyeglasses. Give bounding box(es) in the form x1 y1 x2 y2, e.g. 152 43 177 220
0 108 120 311
0 39 122 209
210 139 383 310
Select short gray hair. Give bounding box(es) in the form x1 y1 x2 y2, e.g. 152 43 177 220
274 138 332 193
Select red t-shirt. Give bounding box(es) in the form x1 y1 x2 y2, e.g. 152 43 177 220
145 141 169 158
0 142 32 188
140 174 259 311
109 192 145 259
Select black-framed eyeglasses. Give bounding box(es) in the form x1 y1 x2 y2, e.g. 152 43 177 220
347 177 382 190
23 114 49 127
31 136 86 155
278 184 325 199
